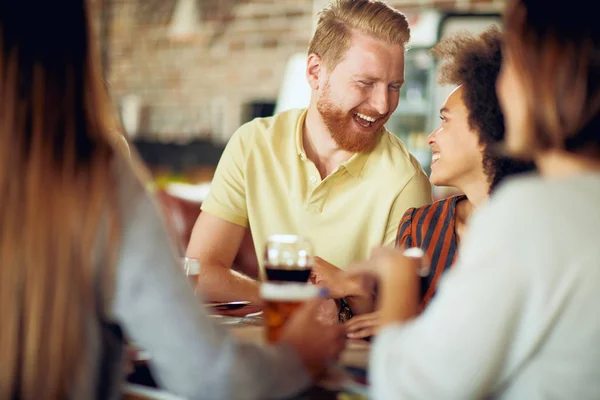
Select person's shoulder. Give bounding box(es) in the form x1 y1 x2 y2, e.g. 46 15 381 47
238 108 305 141
112 153 151 212
375 131 426 178
488 172 548 212
378 131 415 162
407 195 458 223
470 173 546 234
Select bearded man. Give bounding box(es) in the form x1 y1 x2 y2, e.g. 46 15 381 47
186 0 431 319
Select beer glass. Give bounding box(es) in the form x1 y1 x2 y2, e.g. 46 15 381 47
264 234 313 282
261 282 321 343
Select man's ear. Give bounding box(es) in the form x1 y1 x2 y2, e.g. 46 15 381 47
306 53 324 91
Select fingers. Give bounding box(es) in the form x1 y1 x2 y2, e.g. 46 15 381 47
345 314 379 334
344 312 379 339
344 313 379 329
346 326 377 339
347 326 376 339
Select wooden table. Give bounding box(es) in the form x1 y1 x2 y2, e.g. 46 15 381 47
217 308 371 400
126 306 370 399
229 323 370 370
213 305 370 369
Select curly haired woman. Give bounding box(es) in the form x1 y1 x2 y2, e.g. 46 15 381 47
345 27 534 339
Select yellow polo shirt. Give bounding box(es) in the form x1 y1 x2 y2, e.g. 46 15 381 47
201 108 432 270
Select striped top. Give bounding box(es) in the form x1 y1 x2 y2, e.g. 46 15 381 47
396 194 467 309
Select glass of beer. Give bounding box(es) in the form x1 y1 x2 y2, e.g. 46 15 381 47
264 234 313 282
261 282 322 343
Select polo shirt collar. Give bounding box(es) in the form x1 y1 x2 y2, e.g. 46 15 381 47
342 151 369 177
295 109 309 161
295 108 373 177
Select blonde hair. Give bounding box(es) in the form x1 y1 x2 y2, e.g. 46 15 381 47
308 0 410 71
0 2 125 397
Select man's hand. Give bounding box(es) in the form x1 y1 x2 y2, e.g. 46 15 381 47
344 311 380 339
314 298 340 326
311 256 376 315
344 247 423 325
309 257 346 299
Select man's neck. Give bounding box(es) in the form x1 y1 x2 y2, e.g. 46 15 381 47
303 107 354 178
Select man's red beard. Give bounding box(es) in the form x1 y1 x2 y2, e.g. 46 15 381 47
316 83 386 153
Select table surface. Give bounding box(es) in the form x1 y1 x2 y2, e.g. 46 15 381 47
229 323 370 369
125 305 371 399
216 306 371 399
213 304 370 368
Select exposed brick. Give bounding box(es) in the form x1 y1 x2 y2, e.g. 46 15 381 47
262 37 279 49
251 13 271 21
228 40 246 52
99 0 505 142
258 68 274 80
432 0 457 9
296 39 310 48
285 10 307 19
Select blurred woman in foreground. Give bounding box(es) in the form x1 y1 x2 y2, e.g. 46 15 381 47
352 0 600 397
0 1 343 399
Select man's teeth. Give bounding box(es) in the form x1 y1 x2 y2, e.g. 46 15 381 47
356 113 376 123
432 153 440 162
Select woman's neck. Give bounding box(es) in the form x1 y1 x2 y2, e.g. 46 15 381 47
453 176 490 242
536 149 600 178
456 170 490 215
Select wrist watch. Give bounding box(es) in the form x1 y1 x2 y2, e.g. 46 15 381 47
338 298 354 323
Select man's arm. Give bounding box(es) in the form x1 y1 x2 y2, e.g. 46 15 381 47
186 212 260 303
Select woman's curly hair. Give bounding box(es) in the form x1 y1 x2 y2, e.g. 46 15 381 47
431 27 535 191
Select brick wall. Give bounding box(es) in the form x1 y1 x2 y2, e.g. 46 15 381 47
104 0 504 142
393 0 503 10
106 0 313 142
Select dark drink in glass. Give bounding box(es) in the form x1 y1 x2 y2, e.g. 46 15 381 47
263 234 313 283
264 264 311 282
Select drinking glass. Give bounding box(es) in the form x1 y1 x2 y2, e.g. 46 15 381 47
261 282 321 343
264 234 313 282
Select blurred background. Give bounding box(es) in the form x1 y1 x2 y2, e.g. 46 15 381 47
89 0 504 201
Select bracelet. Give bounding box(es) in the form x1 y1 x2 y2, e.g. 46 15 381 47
338 298 354 323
